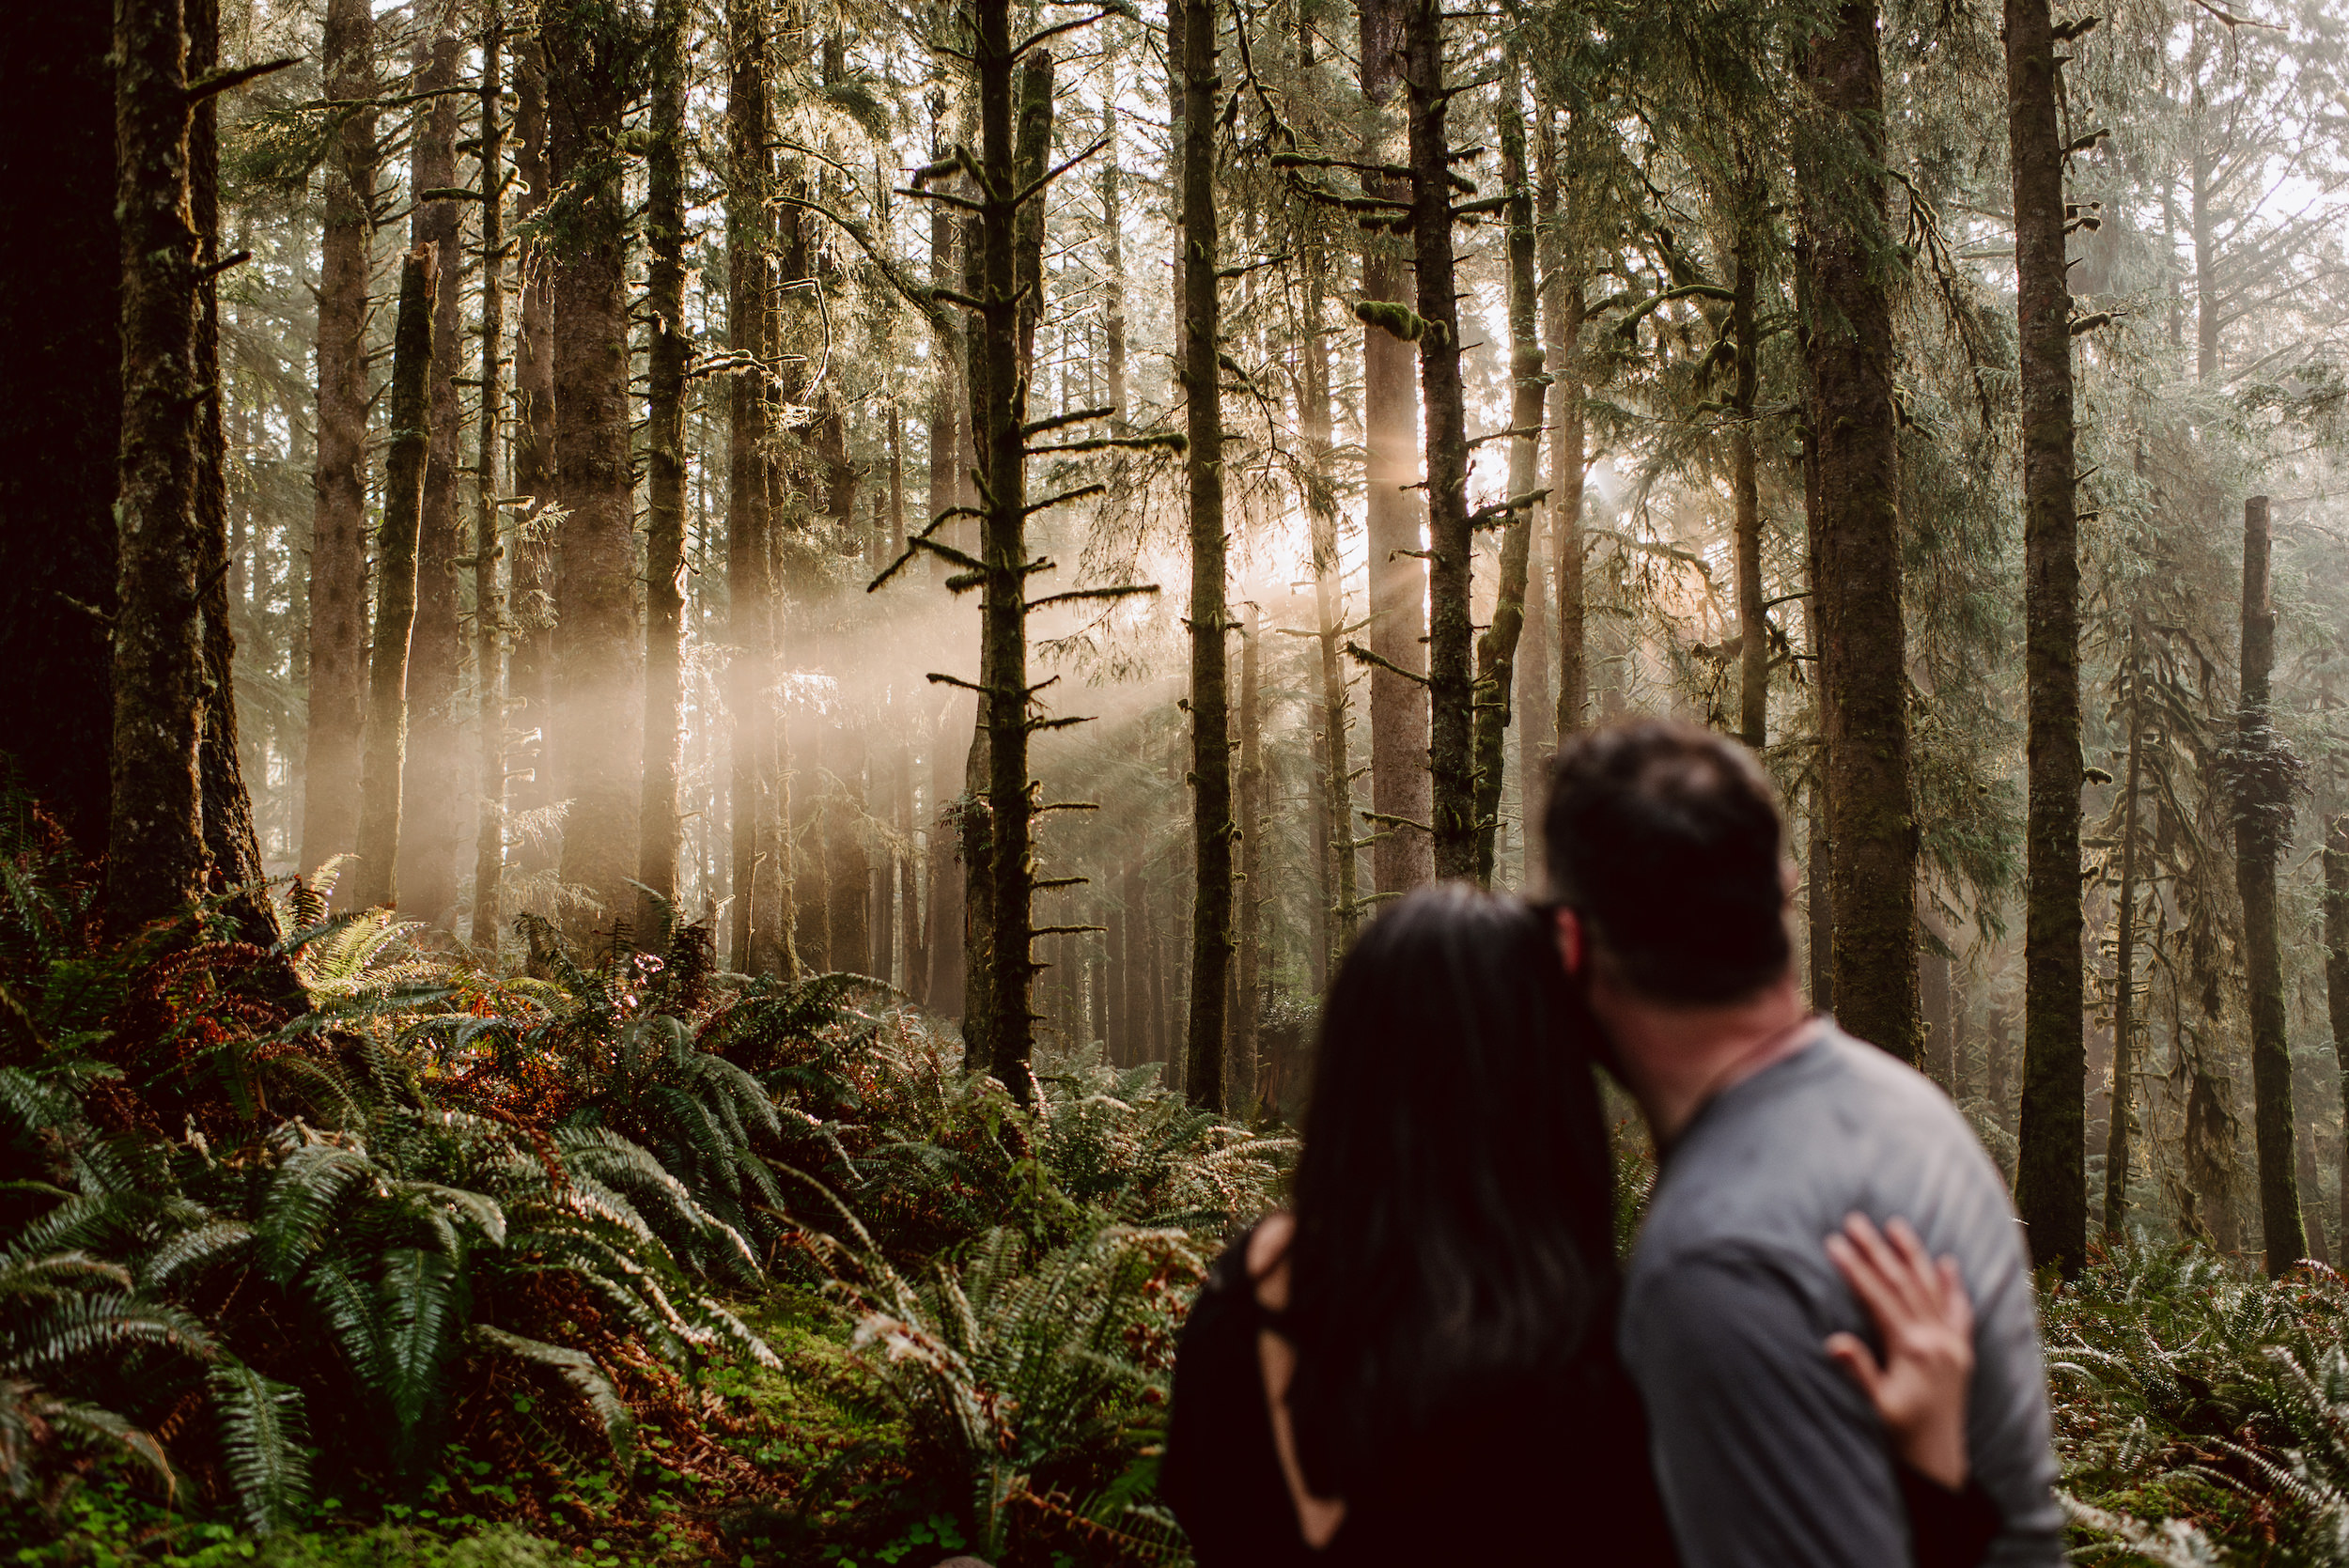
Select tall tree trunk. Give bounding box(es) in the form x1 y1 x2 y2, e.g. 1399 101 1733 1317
1302 254 1359 973
397 9 467 930
468 0 508 948
1801 0 1918 1063
2192 132 2217 385
1472 48 1545 887
2235 495 2304 1275
1100 68 1128 427
2105 632 2145 1237
2008 0 2088 1274
1175 0 1232 1113
928 696 969 1009
957 25 1052 1096
1539 110 1585 738
0 0 120 864
1237 603 1264 1108
507 34 558 898
350 247 437 913
545 0 641 955
108 0 208 934
725 0 785 974
302 0 377 893
1359 0 1432 895
1730 156 1767 752
2326 815 2349 1257
188 0 279 951
1401 0 1473 883
639 0 690 942
828 724 872 973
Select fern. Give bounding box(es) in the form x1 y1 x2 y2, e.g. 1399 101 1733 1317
209 1359 311 1533
471 1325 635 1465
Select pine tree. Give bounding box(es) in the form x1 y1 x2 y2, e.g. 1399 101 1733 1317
2007 0 2089 1275
544 0 643 954
302 0 378 893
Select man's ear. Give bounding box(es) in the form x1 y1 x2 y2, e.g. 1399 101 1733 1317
1555 907 1586 977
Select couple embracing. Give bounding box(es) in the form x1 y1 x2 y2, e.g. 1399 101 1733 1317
1160 721 2063 1566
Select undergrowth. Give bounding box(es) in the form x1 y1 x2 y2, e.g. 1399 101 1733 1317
22 775 2349 1565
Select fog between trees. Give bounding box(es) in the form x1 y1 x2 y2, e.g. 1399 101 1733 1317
8 0 2349 1281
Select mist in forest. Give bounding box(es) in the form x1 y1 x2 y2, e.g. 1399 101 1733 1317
8 0 2349 1350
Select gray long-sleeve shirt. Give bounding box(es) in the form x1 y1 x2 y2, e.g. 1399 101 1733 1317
1620 1022 2064 1568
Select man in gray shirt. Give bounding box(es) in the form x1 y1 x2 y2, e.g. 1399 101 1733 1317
1542 722 2064 1567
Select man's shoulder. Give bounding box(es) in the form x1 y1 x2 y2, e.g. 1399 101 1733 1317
1630 1023 2015 1286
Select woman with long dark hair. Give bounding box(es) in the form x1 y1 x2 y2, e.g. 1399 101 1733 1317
1159 885 1992 1565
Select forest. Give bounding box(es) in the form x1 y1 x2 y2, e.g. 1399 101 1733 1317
0 0 2346 1554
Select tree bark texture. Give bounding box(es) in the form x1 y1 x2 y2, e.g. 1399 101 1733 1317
960 21 1052 1096
545 0 642 955
188 0 280 950
351 247 438 913
1402 0 1473 884
1730 162 1767 752
1472 51 1545 888
302 0 377 892
2326 815 2349 1256
0 0 120 862
639 0 691 943
397 10 468 930
1237 604 1264 1106
2235 495 2304 1276
1359 0 1432 896
506 34 559 897
108 0 208 934
1177 0 1231 1112
2105 637 2145 1237
725 0 786 974
469 0 508 948
2007 0 2088 1275
1538 111 1585 738
1302 255 1360 970
1802 0 1919 1063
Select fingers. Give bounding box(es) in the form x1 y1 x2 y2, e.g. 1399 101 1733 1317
1937 1255 1976 1338
1823 1330 1883 1400
1826 1220 1914 1335
1851 1214 1935 1320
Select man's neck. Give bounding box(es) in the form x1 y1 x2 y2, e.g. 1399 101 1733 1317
1594 972 1813 1146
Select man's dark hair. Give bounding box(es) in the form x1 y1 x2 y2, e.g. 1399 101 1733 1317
1542 719 1790 1005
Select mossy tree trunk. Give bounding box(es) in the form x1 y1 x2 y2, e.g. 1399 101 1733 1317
188 0 281 951
1176 0 1232 1111
2105 630 2146 1237
2326 813 2349 1249
2008 0 2087 1275
302 0 377 893
725 0 786 975
1302 253 1359 974
1539 110 1586 739
1801 0 1918 1063
1729 154 1766 753
1470 47 1545 888
639 0 692 944
468 0 508 948
506 34 559 901
545 0 642 955
1402 0 1475 884
397 8 468 930
350 246 437 914
2235 495 2305 1276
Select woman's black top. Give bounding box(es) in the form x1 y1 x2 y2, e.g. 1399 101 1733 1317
1160 1228 2002 1568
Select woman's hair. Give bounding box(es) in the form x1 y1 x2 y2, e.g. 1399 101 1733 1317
1282 883 1618 1499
